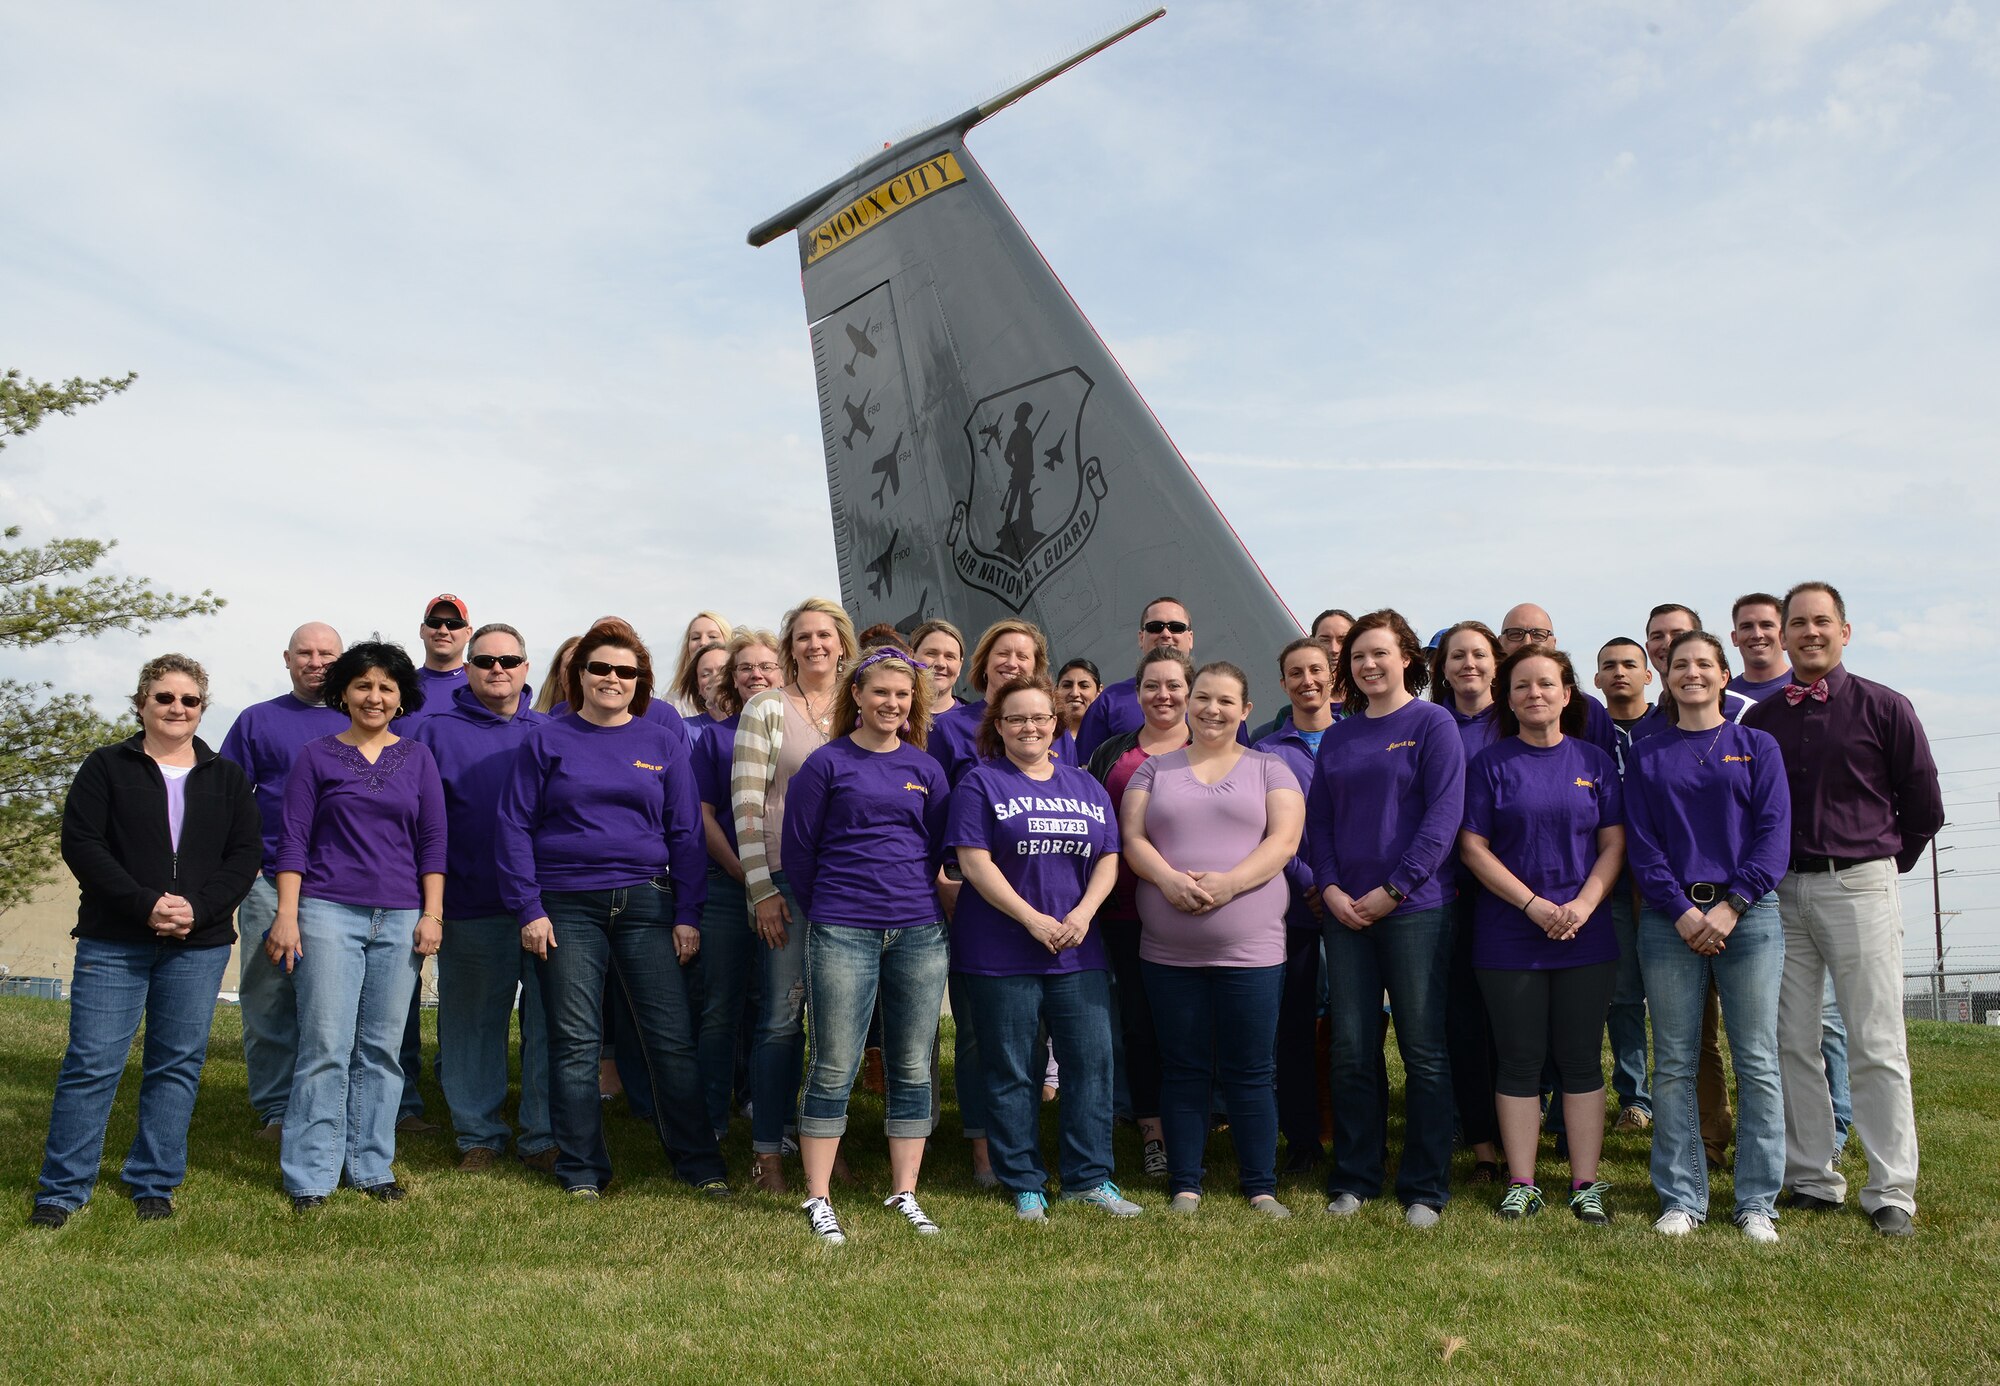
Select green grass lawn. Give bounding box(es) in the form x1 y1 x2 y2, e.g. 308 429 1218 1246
2 997 1996 1384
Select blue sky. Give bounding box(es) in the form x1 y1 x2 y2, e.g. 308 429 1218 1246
4 0 1997 972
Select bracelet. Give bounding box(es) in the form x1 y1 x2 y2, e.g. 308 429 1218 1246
419 912 443 925
1521 894 1539 913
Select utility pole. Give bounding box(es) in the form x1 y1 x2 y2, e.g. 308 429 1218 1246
1931 840 1945 1019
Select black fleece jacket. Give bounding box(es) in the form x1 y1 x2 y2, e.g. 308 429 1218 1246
59 733 262 949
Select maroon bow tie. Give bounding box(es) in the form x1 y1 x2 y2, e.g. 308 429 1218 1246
1784 679 1829 706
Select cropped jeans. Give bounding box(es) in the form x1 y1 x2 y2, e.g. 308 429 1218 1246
281 898 422 1197
798 921 948 1141
36 936 231 1209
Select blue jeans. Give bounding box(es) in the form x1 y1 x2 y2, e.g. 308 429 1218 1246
36 937 230 1209
281 899 422 1197
695 867 755 1136
1821 969 1852 1145
750 871 808 1154
1607 877 1652 1115
437 914 551 1156
536 883 724 1191
961 969 1116 1193
235 874 295 1125
1142 960 1284 1199
1638 898 1786 1221
1324 907 1455 1209
799 921 948 1140
948 971 989 1139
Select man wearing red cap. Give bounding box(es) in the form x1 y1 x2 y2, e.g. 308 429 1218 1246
398 594 472 729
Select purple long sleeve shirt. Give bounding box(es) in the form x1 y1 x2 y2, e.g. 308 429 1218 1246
494 713 707 927
780 738 948 929
1307 697 1466 914
412 684 547 919
1742 662 1941 873
1624 722 1792 919
216 693 350 875
693 713 740 859
274 735 447 910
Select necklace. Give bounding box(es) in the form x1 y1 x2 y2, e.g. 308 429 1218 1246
1680 722 1727 767
790 684 833 739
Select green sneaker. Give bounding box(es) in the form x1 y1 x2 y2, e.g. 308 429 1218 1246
1569 1181 1613 1226
1497 1182 1544 1220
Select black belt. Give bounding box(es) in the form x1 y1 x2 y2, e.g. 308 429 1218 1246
1685 881 1727 906
1790 854 1875 874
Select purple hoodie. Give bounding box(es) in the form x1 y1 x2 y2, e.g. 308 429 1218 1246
412 683 547 919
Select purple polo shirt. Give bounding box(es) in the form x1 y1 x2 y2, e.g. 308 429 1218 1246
1462 737 1622 970
946 759 1117 975
1307 698 1466 915
781 738 948 929
1743 663 1943 873
275 735 447 910
217 692 350 875
1624 722 1791 920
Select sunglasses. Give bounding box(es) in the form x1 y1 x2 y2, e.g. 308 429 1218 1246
1141 620 1191 635
469 654 526 670
150 692 204 709
424 616 469 631
584 661 641 681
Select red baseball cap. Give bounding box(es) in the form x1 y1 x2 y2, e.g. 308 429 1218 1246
425 593 469 621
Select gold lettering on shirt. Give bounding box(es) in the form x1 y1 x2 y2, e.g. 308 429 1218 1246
1386 740 1416 751
1574 777 1595 789
1722 754 1752 763
903 781 930 794
633 759 665 772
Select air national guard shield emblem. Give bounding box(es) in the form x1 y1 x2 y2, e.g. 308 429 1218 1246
947 366 1108 613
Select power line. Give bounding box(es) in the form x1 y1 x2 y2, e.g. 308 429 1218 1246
1934 731 2000 741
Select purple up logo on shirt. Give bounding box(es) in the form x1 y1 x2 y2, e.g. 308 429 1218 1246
947 366 1108 613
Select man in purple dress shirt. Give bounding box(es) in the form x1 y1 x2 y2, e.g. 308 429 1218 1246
1744 581 1942 1237
218 621 347 1138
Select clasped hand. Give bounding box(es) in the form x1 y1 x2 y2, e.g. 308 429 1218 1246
148 893 194 939
1527 896 1587 942
1675 902 1738 956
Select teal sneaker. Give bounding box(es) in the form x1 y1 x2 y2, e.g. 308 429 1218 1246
1569 1181 1613 1226
1015 1191 1048 1221
1060 1181 1143 1217
1497 1183 1545 1220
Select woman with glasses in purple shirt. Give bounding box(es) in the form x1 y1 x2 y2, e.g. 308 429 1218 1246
1457 645 1625 1226
782 648 950 1244
1627 631 1791 1243
267 641 446 1210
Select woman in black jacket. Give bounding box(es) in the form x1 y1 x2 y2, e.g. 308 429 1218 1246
31 654 261 1228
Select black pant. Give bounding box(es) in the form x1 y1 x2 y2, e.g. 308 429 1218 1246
1275 926 1322 1154
1445 890 1499 1147
1475 960 1619 1099
1103 917 1161 1121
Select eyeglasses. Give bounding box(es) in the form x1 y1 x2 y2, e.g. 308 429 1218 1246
1141 620 1191 635
736 661 783 676
1501 627 1553 644
469 654 526 671
999 713 1058 730
424 617 469 632
584 661 640 680
150 692 204 709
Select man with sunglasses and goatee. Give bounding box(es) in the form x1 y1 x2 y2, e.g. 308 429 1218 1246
398 594 474 728
413 624 558 1175
1077 598 1248 759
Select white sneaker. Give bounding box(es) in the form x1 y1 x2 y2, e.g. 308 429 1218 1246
1737 1212 1779 1245
884 1190 940 1235
1326 1192 1364 1217
1654 1209 1698 1237
802 1196 846 1245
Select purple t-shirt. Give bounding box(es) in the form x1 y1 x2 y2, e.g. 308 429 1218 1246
217 693 350 875
494 713 707 927
1129 747 1301 968
946 759 1117 976
781 738 948 929
1624 722 1791 920
930 699 1079 786
394 664 469 727
275 735 447 910
693 713 739 858
1307 698 1467 915
1461 737 1622 970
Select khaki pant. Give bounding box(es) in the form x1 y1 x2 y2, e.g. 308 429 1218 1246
1698 981 1734 1162
1777 859 1918 1214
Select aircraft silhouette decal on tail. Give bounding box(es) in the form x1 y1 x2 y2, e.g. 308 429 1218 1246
749 7 1300 703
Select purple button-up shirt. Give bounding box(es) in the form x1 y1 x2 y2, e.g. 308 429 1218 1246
1742 662 1943 873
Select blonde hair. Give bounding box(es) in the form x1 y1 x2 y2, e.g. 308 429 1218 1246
779 597 859 685
831 648 933 750
534 635 581 714
968 618 1050 698
672 612 734 713
718 628 782 718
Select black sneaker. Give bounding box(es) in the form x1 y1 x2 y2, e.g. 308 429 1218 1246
29 1202 70 1229
134 1197 174 1222
1781 1190 1842 1213
1568 1181 1613 1226
291 1195 328 1212
695 1179 735 1201
359 1182 407 1203
1142 1139 1169 1179
1871 1206 1915 1238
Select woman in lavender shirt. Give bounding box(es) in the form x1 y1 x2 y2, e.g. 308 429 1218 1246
268 642 445 1209
1626 631 1791 1243
1121 661 1303 1217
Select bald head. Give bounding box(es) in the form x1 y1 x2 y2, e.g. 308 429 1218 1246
1499 604 1555 655
285 622 343 702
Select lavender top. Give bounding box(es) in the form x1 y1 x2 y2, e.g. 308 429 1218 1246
1743 663 1942 872
160 764 192 851
781 738 947 928
1624 722 1793 919
494 713 707 927
1129 748 1301 968
1461 737 1622 970
411 684 547 919
1307 698 1466 914
275 735 447 910
216 692 351 874
946 759 1117 976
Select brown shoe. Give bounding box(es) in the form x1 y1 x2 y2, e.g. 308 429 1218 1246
752 1152 788 1194
862 1046 886 1096
396 1115 440 1135
456 1146 501 1172
518 1147 559 1174
255 1120 284 1144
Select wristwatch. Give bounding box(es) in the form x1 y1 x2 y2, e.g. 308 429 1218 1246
1725 891 1752 915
